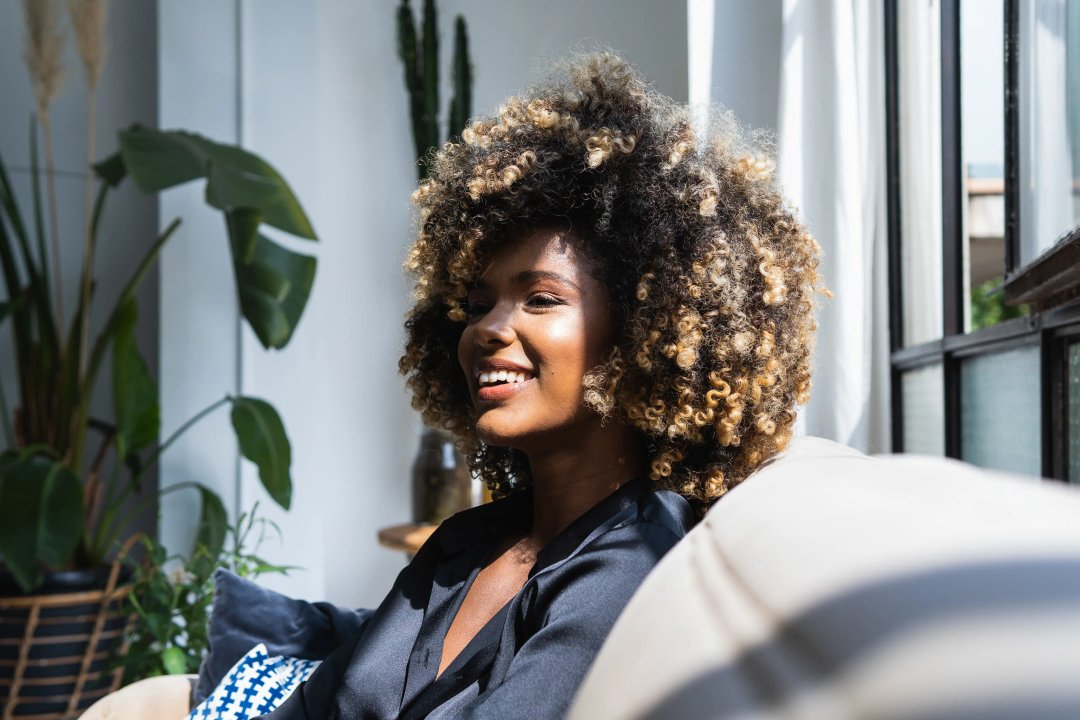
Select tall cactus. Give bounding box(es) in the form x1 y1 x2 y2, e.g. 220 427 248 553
397 0 473 180
448 17 472 143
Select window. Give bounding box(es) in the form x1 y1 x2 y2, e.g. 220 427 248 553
886 0 1080 481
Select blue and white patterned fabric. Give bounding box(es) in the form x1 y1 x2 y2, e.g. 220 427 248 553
187 643 320 719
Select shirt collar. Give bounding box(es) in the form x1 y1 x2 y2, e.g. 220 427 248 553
435 476 652 569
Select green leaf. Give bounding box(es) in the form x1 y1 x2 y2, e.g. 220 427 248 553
225 207 261 265
92 152 127 187
0 145 39 282
0 295 21 324
202 141 317 240
191 485 227 580
230 397 292 510
0 451 83 591
250 558 297 576
117 127 208 192
112 297 160 460
161 646 188 675
232 234 316 349
116 126 316 240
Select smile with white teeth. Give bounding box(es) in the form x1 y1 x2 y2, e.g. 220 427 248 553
477 370 532 386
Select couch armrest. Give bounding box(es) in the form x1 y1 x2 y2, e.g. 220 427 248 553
81 674 196 720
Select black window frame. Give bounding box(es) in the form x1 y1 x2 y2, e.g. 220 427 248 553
885 0 1080 480
1002 0 1080 310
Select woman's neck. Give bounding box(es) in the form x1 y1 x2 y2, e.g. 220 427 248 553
521 421 646 547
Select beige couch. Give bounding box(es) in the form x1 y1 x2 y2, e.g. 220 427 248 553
86 437 1080 718
568 437 1080 719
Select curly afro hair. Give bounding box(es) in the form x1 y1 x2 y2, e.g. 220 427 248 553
399 52 825 510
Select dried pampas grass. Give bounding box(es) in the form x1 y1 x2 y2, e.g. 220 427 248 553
21 0 68 321
68 0 108 90
22 0 66 120
67 0 110 378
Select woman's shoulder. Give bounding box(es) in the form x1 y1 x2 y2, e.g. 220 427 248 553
595 480 698 548
567 487 694 570
634 485 698 539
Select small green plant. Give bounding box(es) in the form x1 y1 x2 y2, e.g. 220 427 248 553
971 276 1028 331
119 504 293 684
397 0 473 179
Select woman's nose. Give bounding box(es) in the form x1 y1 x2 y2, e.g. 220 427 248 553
474 304 516 347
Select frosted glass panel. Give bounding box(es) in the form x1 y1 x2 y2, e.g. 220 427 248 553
901 364 945 455
1070 343 1080 484
961 346 1041 476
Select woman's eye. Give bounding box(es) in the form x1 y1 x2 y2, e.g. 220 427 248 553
526 293 562 308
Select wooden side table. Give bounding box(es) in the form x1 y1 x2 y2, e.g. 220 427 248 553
377 523 438 555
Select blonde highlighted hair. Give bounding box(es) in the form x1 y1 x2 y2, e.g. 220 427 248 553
399 53 825 510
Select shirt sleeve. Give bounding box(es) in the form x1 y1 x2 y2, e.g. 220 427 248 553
459 522 683 720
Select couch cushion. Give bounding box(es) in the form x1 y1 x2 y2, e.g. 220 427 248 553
188 643 319 719
568 436 1080 719
195 570 373 704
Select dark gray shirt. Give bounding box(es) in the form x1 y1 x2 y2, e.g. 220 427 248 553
266 476 694 719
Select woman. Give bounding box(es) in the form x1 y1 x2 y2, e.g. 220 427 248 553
268 52 822 719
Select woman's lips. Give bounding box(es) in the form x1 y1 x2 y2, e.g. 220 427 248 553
476 377 534 402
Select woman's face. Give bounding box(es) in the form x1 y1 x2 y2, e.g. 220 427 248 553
458 226 614 449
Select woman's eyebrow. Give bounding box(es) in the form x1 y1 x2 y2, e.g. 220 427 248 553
514 269 580 291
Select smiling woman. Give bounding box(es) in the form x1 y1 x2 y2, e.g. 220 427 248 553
460 227 617 445
260 51 824 720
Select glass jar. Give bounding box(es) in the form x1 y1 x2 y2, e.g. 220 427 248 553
411 428 471 525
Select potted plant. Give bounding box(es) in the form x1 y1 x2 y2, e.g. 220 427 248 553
119 502 293 685
0 2 316 716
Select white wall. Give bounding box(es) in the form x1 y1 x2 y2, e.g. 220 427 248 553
0 1 160 529
237 0 418 606
446 0 688 105
157 2 244 576
700 0 784 132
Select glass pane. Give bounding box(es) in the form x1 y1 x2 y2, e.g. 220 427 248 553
961 346 1041 477
899 0 944 347
1018 0 1080 266
962 0 1028 331
901 363 945 456
1070 342 1080 484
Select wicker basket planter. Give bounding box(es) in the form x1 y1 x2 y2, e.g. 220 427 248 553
0 563 134 720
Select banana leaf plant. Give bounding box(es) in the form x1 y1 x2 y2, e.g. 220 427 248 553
0 124 317 592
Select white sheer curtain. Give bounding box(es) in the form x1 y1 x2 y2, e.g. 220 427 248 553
777 0 891 452
897 0 944 347
1020 0 1077 262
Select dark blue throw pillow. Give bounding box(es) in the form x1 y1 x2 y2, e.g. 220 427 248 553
193 569 374 705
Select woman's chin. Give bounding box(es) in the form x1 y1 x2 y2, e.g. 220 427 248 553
475 425 524 449
474 415 535 449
